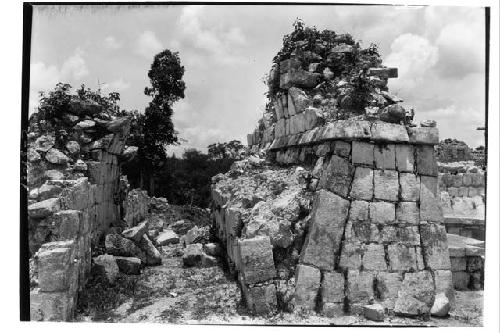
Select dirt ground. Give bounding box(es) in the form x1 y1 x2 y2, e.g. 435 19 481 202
75 242 483 327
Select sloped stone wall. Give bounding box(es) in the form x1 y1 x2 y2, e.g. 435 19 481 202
27 104 132 321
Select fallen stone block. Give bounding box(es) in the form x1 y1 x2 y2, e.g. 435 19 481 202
114 256 141 275
156 229 180 246
45 148 71 165
121 220 148 243
28 197 61 219
203 242 222 257
93 254 119 284
430 292 450 317
363 303 385 321
137 234 162 266
104 234 147 264
183 243 204 267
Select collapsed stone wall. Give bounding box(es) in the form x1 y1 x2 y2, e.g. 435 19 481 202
26 99 135 321
212 27 455 319
447 234 484 291
436 139 472 163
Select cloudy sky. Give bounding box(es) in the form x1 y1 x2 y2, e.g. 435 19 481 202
29 4 487 154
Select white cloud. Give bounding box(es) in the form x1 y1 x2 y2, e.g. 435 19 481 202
178 5 247 66
104 36 121 49
135 30 163 59
29 49 89 113
385 33 439 92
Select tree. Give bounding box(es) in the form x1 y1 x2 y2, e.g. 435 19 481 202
128 49 186 194
207 140 245 160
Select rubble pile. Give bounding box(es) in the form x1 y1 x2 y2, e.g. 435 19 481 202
212 25 455 320
436 139 472 163
27 93 137 321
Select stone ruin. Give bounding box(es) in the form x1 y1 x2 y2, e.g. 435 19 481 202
211 27 456 319
26 94 148 321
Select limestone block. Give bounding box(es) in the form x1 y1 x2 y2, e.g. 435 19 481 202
274 96 284 120
344 221 380 243
346 270 374 305
47 210 82 240
374 169 399 201
395 145 415 172
280 69 321 90
434 270 455 307
376 272 403 310
121 220 148 243
28 197 61 219
300 190 349 270
396 202 419 225
369 202 395 224
37 241 75 292
321 271 345 304
115 256 142 275
387 244 419 271
237 236 276 284
302 107 324 131
288 87 312 114
394 270 435 316
352 141 374 166
338 242 363 270
318 155 354 197
30 289 73 321
416 146 438 176
420 176 443 222
242 282 277 315
349 200 370 222
471 173 485 186
104 234 147 264
466 256 483 271
399 173 420 201
323 303 345 317
281 94 289 118
333 141 351 157
408 127 439 145
452 271 470 290
294 264 321 311
420 223 451 270
374 144 396 169
370 122 409 142
368 67 398 78
314 143 331 157
363 244 387 271
93 254 119 284
350 167 374 200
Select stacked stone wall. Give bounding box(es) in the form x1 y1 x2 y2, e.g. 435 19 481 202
27 108 132 320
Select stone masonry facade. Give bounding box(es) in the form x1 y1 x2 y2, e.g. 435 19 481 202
212 27 455 318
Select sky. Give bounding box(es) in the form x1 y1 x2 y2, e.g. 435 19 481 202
29 4 487 154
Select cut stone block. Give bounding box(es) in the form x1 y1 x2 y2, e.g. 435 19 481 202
28 198 61 219
346 270 374 305
416 146 438 176
408 127 439 145
321 271 345 304
318 155 354 197
349 200 370 222
362 244 387 271
363 303 385 321
369 202 395 224
352 141 374 166
370 122 409 142
376 272 403 310
399 173 420 201
242 283 277 315
420 176 443 222
93 254 119 284
374 144 396 169
420 223 451 270
396 202 419 225
37 241 75 292
434 269 455 308
339 242 363 270
350 167 374 200
395 145 415 172
344 221 380 243
394 270 435 316
294 264 321 311
374 169 399 201
322 302 345 317
300 190 350 270
333 141 351 157
237 236 276 284
387 244 419 271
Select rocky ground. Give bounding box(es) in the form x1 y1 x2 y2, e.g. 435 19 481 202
75 225 483 326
